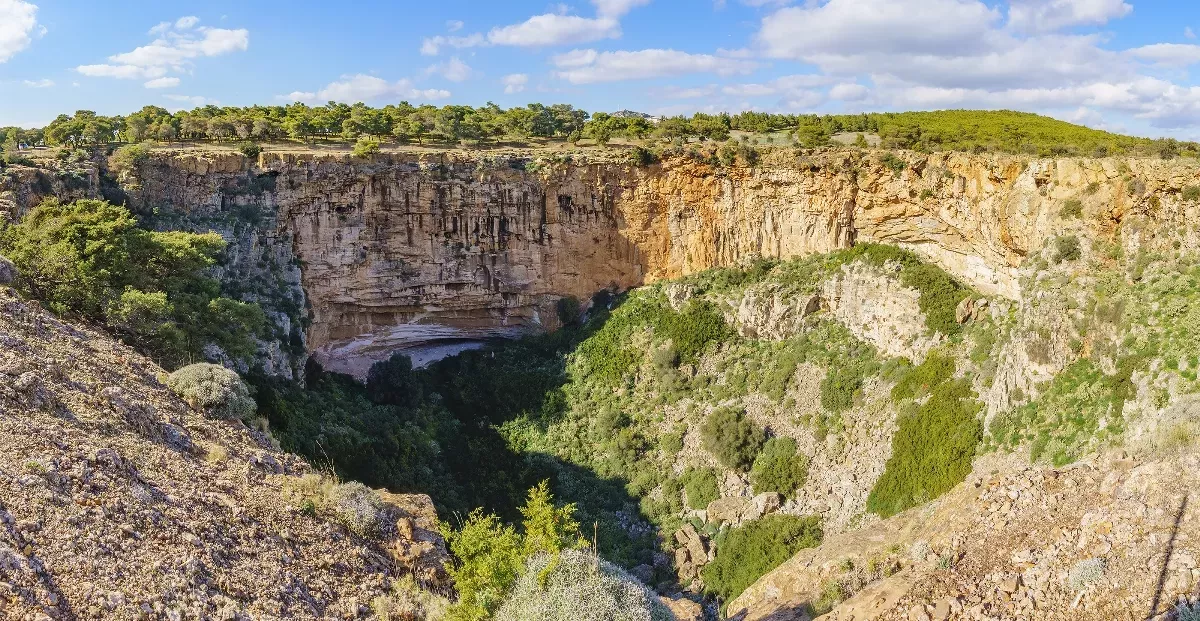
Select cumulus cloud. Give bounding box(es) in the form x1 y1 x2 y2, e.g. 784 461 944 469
1128 43 1200 67
424 56 472 82
0 0 39 63
830 82 870 101
446 19 464 32
502 73 529 94
553 48 756 83
420 32 486 56
283 74 451 103
592 0 651 18
22 78 52 88
1007 0 1131 33
76 17 248 80
488 14 620 47
144 76 180 89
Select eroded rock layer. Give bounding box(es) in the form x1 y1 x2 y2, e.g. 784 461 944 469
113 150 1200 374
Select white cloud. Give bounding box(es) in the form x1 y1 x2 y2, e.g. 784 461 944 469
553 48 756 83
760 0 1001 62
77 64 167 79
1128 43 1200 67
420 32 486 55
489 14 620 47
651 84 719 99
0 0 38 63
283 74 452 103
22 78 52 88
502 73 529 94
1187 27 1196 40
77 18 248 81
592 0 651 18
164 94 216 107
1008 0 1131 33
830 82 869 101
425 56 472 82
446 19 464 32
144 76 180 88
553 48 599 68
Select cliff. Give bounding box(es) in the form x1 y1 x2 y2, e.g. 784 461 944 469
111 148 1200 377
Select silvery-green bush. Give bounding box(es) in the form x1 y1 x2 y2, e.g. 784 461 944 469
495 549 672 621
327 481 386 538
167 363 256 420
1068 557 1105 591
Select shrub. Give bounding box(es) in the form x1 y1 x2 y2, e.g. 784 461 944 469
109 142 152 176
353 136 381 158
656 300 733 364
820 363 866 412
446 510 524 620
701 408 766 472
1068 557 1105 591
1175 601 1200 621
327 481 387 538
628 146 659 167
680 467 720 510
1185 186 1200 202
1060 199 1083 219
919 189 934 200
372 576 451 621
702 514 823 604
1053 235 1082 264
866 379 982 518
879 153 906 175
167 363 256 420
749 437 808 498
0 199 264 368
891 351 956 402
237 141 262 158
496 549 672 621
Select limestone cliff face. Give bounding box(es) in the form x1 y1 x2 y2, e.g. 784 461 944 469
120 149 1200 375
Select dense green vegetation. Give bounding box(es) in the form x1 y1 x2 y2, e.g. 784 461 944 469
867 356 983 518
0 198 265 369
701 514 823 605
5 106 1193 158
750 437 809 498
701 408 767 472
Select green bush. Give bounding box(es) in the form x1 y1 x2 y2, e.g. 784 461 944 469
749 437 808 497
891 351 956 402
327 481 387 538
1184 186 1200 202
701 408 766 472
702 514 823 604
1053 235 1082 263
446 482 583 621
0 199 265 368
167 363 256 420
1060 199 1083 219
109 142 151 176
867 379 982 518
496 549 672 621
237 141 262 158
656 300 733 363
353 136 381 158
820 363 866 412
628 146 659 167
680 467 720 510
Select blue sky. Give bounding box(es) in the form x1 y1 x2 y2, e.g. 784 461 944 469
3 0 1200 138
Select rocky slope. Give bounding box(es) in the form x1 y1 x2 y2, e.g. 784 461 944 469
730 451 1200 621
0 283 450 620
19 147 1188 377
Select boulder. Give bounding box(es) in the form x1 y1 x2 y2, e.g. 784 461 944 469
659 595 704 621
0 254 16 286
707 496 754 525
753 492 783 517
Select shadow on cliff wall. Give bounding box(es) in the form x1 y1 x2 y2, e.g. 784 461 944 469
254 291 663 569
